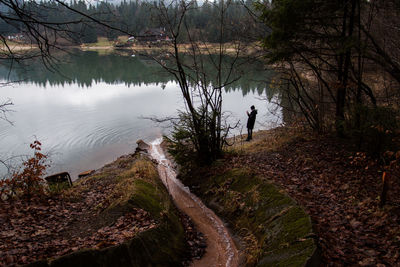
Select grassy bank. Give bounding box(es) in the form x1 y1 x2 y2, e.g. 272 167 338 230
84 40 262 56
2 36 261 56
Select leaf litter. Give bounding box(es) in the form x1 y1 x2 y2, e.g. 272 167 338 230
226 131 400 266
0 154 159 266
0 153 205 266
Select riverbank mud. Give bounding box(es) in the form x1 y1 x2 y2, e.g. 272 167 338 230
150 138 240 267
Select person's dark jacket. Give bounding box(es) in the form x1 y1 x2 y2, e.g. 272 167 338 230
247 109 257 129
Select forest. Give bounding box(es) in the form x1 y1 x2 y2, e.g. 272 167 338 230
0 0 259 43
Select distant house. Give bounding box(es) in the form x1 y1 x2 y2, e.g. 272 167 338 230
136 28 170 43
114 36 136 48
7 34 25 41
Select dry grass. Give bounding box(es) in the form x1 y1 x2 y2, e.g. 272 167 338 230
0 41 38 52
105 159 158 209
119 159 158 181
227 127 307 154
63 156 159 211
1 37 263 56
83 40 263 56
86 37 112 47
236 228 263 266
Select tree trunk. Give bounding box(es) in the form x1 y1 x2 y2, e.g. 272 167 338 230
336 0 356 137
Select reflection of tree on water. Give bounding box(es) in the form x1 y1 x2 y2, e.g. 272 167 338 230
0 50 277 98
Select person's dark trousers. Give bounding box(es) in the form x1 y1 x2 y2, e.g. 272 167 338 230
247 128 253 141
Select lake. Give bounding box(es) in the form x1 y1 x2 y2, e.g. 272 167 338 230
0 50 280 179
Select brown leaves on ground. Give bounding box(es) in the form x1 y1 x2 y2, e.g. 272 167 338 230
180 212 206 266
0 154 158 266
227 131 400 266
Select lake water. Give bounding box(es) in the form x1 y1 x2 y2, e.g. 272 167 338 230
0 50 280 179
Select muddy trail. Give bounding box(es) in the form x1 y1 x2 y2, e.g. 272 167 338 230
150 139 239 267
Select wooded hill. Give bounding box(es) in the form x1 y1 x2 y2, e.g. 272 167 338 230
0 0 260 44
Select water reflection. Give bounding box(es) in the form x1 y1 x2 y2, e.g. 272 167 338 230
0 51 280 179
0 50 276 97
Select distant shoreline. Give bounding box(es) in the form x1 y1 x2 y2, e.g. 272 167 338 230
1 41 262 56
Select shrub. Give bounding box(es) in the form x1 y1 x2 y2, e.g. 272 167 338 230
0 140 48 200
165 112 197 168
347 105 399 157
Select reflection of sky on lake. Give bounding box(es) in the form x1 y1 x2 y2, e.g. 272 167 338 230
0 79 280 180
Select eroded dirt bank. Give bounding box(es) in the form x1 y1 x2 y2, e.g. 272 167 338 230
150 139 240 267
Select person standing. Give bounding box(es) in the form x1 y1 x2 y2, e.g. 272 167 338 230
246 105 257 141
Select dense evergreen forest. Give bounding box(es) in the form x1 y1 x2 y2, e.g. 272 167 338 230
0 0 259 43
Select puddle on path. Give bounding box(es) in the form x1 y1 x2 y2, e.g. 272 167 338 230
150 138 239 267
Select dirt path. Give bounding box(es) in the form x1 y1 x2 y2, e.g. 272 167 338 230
150 139 239 267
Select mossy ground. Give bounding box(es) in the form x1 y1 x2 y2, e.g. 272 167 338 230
171 127 318 266
179 164 317 266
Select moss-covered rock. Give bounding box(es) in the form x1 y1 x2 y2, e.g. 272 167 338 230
180 168 318 266
26 155 188 267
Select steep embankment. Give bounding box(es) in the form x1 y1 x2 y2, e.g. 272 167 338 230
150 139 239 267
180 168 318 266
176 134 319 266
1 152 189 266
183 127 400 266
